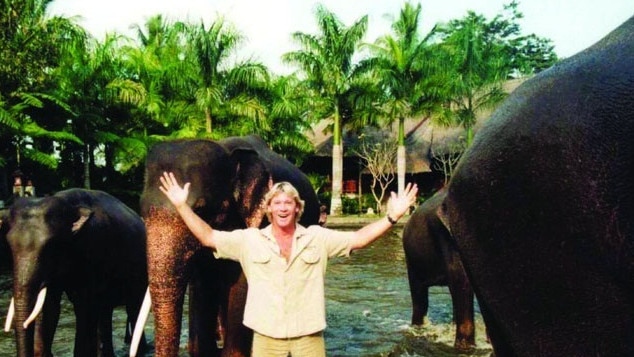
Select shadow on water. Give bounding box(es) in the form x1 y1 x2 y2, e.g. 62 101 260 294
0 228 492 356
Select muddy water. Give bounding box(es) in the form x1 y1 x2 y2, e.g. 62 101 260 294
0 228 492 356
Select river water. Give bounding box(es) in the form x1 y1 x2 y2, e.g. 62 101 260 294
0 228 492 356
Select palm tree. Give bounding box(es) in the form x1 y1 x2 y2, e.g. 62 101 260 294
187 18 269 138
261 75 315 164
0 92 81 169
0 0 86 184
283 5 368 215
53 33 130 188
113 15 198 151
362 2 449 194
437 11 514 145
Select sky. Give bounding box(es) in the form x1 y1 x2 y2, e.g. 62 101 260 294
46 0 633 74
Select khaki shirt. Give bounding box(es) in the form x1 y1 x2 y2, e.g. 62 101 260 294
213 224 352 338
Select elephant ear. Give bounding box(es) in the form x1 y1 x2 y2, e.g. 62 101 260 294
229 148 272 228
71 206 93 233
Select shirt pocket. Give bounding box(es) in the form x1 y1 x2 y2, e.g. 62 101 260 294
248 251 272 281
297 246 321 280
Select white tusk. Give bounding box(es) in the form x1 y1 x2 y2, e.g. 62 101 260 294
129 287 151 357
23 288 47 329
4 298 14 332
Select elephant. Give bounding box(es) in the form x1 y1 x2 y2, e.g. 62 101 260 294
438 16 634 356
402 188 475 351
0 188 148 357
137 134 320 357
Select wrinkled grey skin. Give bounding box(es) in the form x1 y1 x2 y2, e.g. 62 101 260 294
1 189 148 357
140 135 320 357
402 189 475 351
439 16 634 356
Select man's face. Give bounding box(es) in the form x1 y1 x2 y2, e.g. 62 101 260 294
268 192 298 228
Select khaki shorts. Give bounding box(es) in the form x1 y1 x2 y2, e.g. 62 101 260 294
251 331 326 357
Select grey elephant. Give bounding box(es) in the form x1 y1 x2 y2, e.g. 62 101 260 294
402 189 475 351
439 16 634 356
136 135 320 356
1 189 148 357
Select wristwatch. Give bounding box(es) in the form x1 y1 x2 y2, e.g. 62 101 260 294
387 214 398 225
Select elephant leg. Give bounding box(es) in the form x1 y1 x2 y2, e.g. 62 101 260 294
37 289 63 357
444 253 475 351
406 264 429 326
73 300 99 357
221 271 251 357
188 273 221 357
98 305 115 357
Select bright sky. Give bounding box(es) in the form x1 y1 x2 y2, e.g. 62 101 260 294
47 0 633 74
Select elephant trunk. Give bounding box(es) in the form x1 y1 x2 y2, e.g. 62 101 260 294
12 289 36 357
151 286 186 356
11 255 42 357
145 208 197 357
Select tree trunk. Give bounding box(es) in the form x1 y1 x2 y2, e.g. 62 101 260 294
205 108 213 134
330 144 343 216
397 117 406 195
83 144 91 189
398 145 406 195
330 107 344 216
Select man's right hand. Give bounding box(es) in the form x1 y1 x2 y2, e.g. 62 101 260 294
159 171 190 208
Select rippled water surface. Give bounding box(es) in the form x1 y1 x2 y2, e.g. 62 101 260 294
0 228 492 356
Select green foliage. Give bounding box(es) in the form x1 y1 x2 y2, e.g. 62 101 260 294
307 173 328 195
0 0 560 199
340 193 380 215
283 4 369 214
433 0 557 145
341 196 359 215
283 4 369 143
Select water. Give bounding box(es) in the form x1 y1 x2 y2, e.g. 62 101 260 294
0 229 492 356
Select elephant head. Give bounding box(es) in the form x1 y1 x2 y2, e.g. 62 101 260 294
138 135 319 357
4 195 91 357
4 189 148 357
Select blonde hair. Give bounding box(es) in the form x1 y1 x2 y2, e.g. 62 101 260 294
263 181 305 222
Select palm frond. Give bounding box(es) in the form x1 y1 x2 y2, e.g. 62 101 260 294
21 122 83 144
22 148 59 169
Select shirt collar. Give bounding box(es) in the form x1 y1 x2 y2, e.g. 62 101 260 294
260 223 308 241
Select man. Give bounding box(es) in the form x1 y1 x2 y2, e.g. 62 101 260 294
159 171 418 357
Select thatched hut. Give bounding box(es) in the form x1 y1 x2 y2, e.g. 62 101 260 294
300 78 526 200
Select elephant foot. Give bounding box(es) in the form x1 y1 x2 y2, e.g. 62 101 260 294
454 337 476 352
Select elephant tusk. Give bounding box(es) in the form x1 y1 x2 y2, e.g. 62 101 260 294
129 287 151 357
4 298 14 332
23 287 47 329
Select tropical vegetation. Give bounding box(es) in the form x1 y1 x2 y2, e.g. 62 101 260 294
0 0 557 212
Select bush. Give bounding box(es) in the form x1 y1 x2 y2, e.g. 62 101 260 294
341 196 359 215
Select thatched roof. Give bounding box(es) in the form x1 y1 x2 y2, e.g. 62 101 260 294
306 78 526 174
